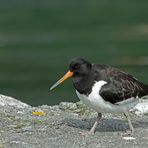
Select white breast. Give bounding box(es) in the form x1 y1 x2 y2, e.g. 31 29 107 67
76 80 139 114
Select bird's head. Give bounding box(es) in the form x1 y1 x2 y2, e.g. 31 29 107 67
50 58 92 90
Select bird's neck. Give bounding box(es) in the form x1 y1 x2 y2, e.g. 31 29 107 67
72 72 95 95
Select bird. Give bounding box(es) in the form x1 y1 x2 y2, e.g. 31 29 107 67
50 57 148 136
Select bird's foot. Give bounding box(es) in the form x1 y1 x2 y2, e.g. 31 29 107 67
79 131 95 136
118 129 134 137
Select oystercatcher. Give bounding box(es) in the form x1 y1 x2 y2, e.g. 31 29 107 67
50 58 148 135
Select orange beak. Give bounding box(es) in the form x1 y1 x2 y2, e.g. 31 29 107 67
50 70 73 90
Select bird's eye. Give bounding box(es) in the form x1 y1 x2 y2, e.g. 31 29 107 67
74 64 80 69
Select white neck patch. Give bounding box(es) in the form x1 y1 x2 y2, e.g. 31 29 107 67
90 80 107 98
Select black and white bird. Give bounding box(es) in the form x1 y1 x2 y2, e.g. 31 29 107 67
50 58 148 135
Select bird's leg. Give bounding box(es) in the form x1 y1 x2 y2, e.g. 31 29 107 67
80 113 102 136
89 113 102 134
123 113 134 135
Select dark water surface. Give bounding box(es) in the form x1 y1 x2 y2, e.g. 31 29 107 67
0 0 148 106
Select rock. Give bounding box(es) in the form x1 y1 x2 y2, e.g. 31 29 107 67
132 99 148 115
0 94 148 148
0 94 31 108
59 102 77 110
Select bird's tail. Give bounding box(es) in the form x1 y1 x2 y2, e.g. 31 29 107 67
140 83 148 99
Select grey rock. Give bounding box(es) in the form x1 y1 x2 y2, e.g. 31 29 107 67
0 94 31 109
59 102 77 110
0 94 148 148
132 99 148 115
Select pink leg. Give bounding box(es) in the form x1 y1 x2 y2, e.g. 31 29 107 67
80 113 102 136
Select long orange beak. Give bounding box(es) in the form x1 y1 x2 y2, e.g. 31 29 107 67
50 70 73 91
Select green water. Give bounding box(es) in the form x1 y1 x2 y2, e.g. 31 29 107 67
0 0 148 106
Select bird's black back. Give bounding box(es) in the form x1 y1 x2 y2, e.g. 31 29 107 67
93 64 148 104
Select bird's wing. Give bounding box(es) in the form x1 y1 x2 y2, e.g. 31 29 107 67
98 68 146 104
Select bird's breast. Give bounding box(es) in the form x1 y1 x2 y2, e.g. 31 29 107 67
76 80 138 114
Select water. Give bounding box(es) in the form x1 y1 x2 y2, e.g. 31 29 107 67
0 0 148 106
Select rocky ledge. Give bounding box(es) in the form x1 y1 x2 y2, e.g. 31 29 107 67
0 94 148 148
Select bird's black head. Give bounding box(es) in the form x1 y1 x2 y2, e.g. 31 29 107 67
50 58 92 90
69 58 92 77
